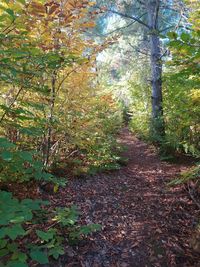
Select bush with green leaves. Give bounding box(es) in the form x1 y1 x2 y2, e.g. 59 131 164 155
163 16 200 157
0 190 101 267
0 137 66 187
0 137 101 266
168 164 200 186
128 26 200 158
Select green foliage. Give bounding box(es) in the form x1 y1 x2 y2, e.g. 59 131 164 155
168 164 200 186
53 206 79 226
0 190 101 266
163 19 200 157
129 5 200 158
55 93 123 175
0 190 48 266
69 224 101 242
0 137 66 186
0 1 115 266
0 0 122 175
129 81 151 140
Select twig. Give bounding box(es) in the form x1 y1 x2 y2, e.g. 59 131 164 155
0 86 23 123
66 150 78 159
106 9 150 29
94 5 150 29
46 221 59 230
101 13 147 36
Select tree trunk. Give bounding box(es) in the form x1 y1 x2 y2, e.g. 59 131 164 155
44 71 56 167
146 0 165 141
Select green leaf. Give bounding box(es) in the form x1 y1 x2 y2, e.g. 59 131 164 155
18 151 33 162
167 31 178 39
0 239 7 249
53 206 78 226
11 251 27 262
1 151 13 161
30 249 49 264
7 261 28 267
19 126 43 137
0 227 7 238
5 9 16 20
0 248 9 257
80 224 101 235
48 246 64 259
10 216 25 224
181 32 191 42
36 230 56 242
7 224 26 240
7 243 18 253
0 138 15 149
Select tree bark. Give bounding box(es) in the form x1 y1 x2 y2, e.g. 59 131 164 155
146 0 165 140
44 71 56 167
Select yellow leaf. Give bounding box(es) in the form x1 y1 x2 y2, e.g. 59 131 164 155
81 21 95 28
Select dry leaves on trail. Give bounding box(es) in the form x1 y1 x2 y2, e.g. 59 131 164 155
44 128 200 267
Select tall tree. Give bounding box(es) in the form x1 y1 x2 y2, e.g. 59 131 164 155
146 0 164 138
95 0 184 143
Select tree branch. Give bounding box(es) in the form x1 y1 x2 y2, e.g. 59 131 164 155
128 42 150 56
94 5 150 29
0 86 23 123
101 13 147 36
107 9 150 29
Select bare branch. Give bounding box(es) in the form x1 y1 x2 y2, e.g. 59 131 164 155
102 21 137 36
94 5 150 29
128 42 150 56
107 9 150 29
0 86 23 123
101 13 147 36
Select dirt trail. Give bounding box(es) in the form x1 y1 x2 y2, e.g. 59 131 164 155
56 128 199 267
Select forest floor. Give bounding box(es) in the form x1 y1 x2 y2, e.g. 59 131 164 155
49 128 200 267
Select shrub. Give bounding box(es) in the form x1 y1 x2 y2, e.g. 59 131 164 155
0 190 101 266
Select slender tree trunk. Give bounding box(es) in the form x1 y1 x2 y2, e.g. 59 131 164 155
44 71 56 167
146 0 165 141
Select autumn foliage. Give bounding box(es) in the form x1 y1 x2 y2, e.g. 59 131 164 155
0 0 122 266
0 0 122 173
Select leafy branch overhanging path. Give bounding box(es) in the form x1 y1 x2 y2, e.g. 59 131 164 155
51 128 199 267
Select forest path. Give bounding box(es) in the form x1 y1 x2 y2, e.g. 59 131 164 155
56 128 199 267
